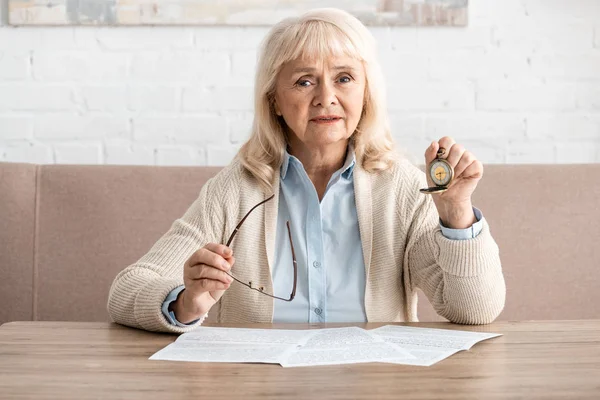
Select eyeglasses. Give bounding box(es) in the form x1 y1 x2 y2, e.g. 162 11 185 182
224 194 297 302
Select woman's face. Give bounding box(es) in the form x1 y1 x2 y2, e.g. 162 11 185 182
273 55 366 151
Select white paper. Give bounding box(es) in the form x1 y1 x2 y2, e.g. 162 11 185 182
176 327 310 345
150 327 309 364
370 325 502 366
281 343 414 367
149 325 500 368
300 327 383 349
280 327 414 367
149 341 294 364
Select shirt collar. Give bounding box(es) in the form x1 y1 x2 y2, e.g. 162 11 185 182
280 145 356 181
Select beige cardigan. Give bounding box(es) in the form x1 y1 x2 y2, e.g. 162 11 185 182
107 157 505 333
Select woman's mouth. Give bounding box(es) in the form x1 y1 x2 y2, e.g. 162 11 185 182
310 116 342 124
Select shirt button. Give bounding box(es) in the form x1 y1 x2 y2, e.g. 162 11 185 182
313 261 321 268
314 308 322 315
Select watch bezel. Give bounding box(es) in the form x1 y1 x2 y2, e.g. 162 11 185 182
429 159 454 187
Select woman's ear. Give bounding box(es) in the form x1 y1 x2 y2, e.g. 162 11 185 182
274 101 282 116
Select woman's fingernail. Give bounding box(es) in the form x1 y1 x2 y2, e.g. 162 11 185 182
222 262 230 270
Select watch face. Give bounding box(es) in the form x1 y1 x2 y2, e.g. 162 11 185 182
429 160 453 186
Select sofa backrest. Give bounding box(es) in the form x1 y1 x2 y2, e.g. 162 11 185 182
1 162 599 324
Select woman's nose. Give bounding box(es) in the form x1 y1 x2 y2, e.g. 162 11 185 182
312 81 338 107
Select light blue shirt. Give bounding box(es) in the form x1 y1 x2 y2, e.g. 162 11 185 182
162 150 484 326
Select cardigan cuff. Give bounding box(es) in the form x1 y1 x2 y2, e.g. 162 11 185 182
134 276 205 333
435 218 500 277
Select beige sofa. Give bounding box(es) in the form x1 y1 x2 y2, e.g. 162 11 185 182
1 162 599 325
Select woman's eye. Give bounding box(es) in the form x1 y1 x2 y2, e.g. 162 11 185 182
339 76 352 83
297 80 312 87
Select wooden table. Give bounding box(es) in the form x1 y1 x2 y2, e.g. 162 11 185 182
1 320 599 399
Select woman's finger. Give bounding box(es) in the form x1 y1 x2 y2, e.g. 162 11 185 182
445 143 465 169
437 136 456 158
425 141 440 165
190 265 233 285
188 247 231 272
460 159 484 180
189 278 231 293
204 243 233 259
453 151 476 178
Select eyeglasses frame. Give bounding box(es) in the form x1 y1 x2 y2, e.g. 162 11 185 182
223 194 297 302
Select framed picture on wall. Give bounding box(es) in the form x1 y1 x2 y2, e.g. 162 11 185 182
8 0 468 26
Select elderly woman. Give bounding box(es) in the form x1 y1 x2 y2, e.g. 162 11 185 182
108 8 505 333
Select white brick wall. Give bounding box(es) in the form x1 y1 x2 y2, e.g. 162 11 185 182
0 0 599 166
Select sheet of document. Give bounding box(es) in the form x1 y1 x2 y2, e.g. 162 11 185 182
370 325 502 367
279 327 414 368
176 327 310 345
149 327 310 364
149 325 500 367
150 341 295 364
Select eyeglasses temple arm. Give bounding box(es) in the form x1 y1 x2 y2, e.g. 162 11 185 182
225 194 275 247
286 221 297 300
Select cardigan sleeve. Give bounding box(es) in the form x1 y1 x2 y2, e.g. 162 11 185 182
404 168 506 325
107 177 224 333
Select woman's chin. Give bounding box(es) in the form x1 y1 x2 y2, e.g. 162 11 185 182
306 131 351 146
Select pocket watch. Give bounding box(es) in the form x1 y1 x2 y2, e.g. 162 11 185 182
420 147 454 194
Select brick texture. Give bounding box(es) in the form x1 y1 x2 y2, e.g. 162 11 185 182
0 0 599 165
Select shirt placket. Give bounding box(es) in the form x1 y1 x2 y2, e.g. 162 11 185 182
307 198 326 323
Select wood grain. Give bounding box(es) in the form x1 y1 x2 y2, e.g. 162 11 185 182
1 321 599 399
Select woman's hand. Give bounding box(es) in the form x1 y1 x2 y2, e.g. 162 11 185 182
424 136 483 229
169 243 235 324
